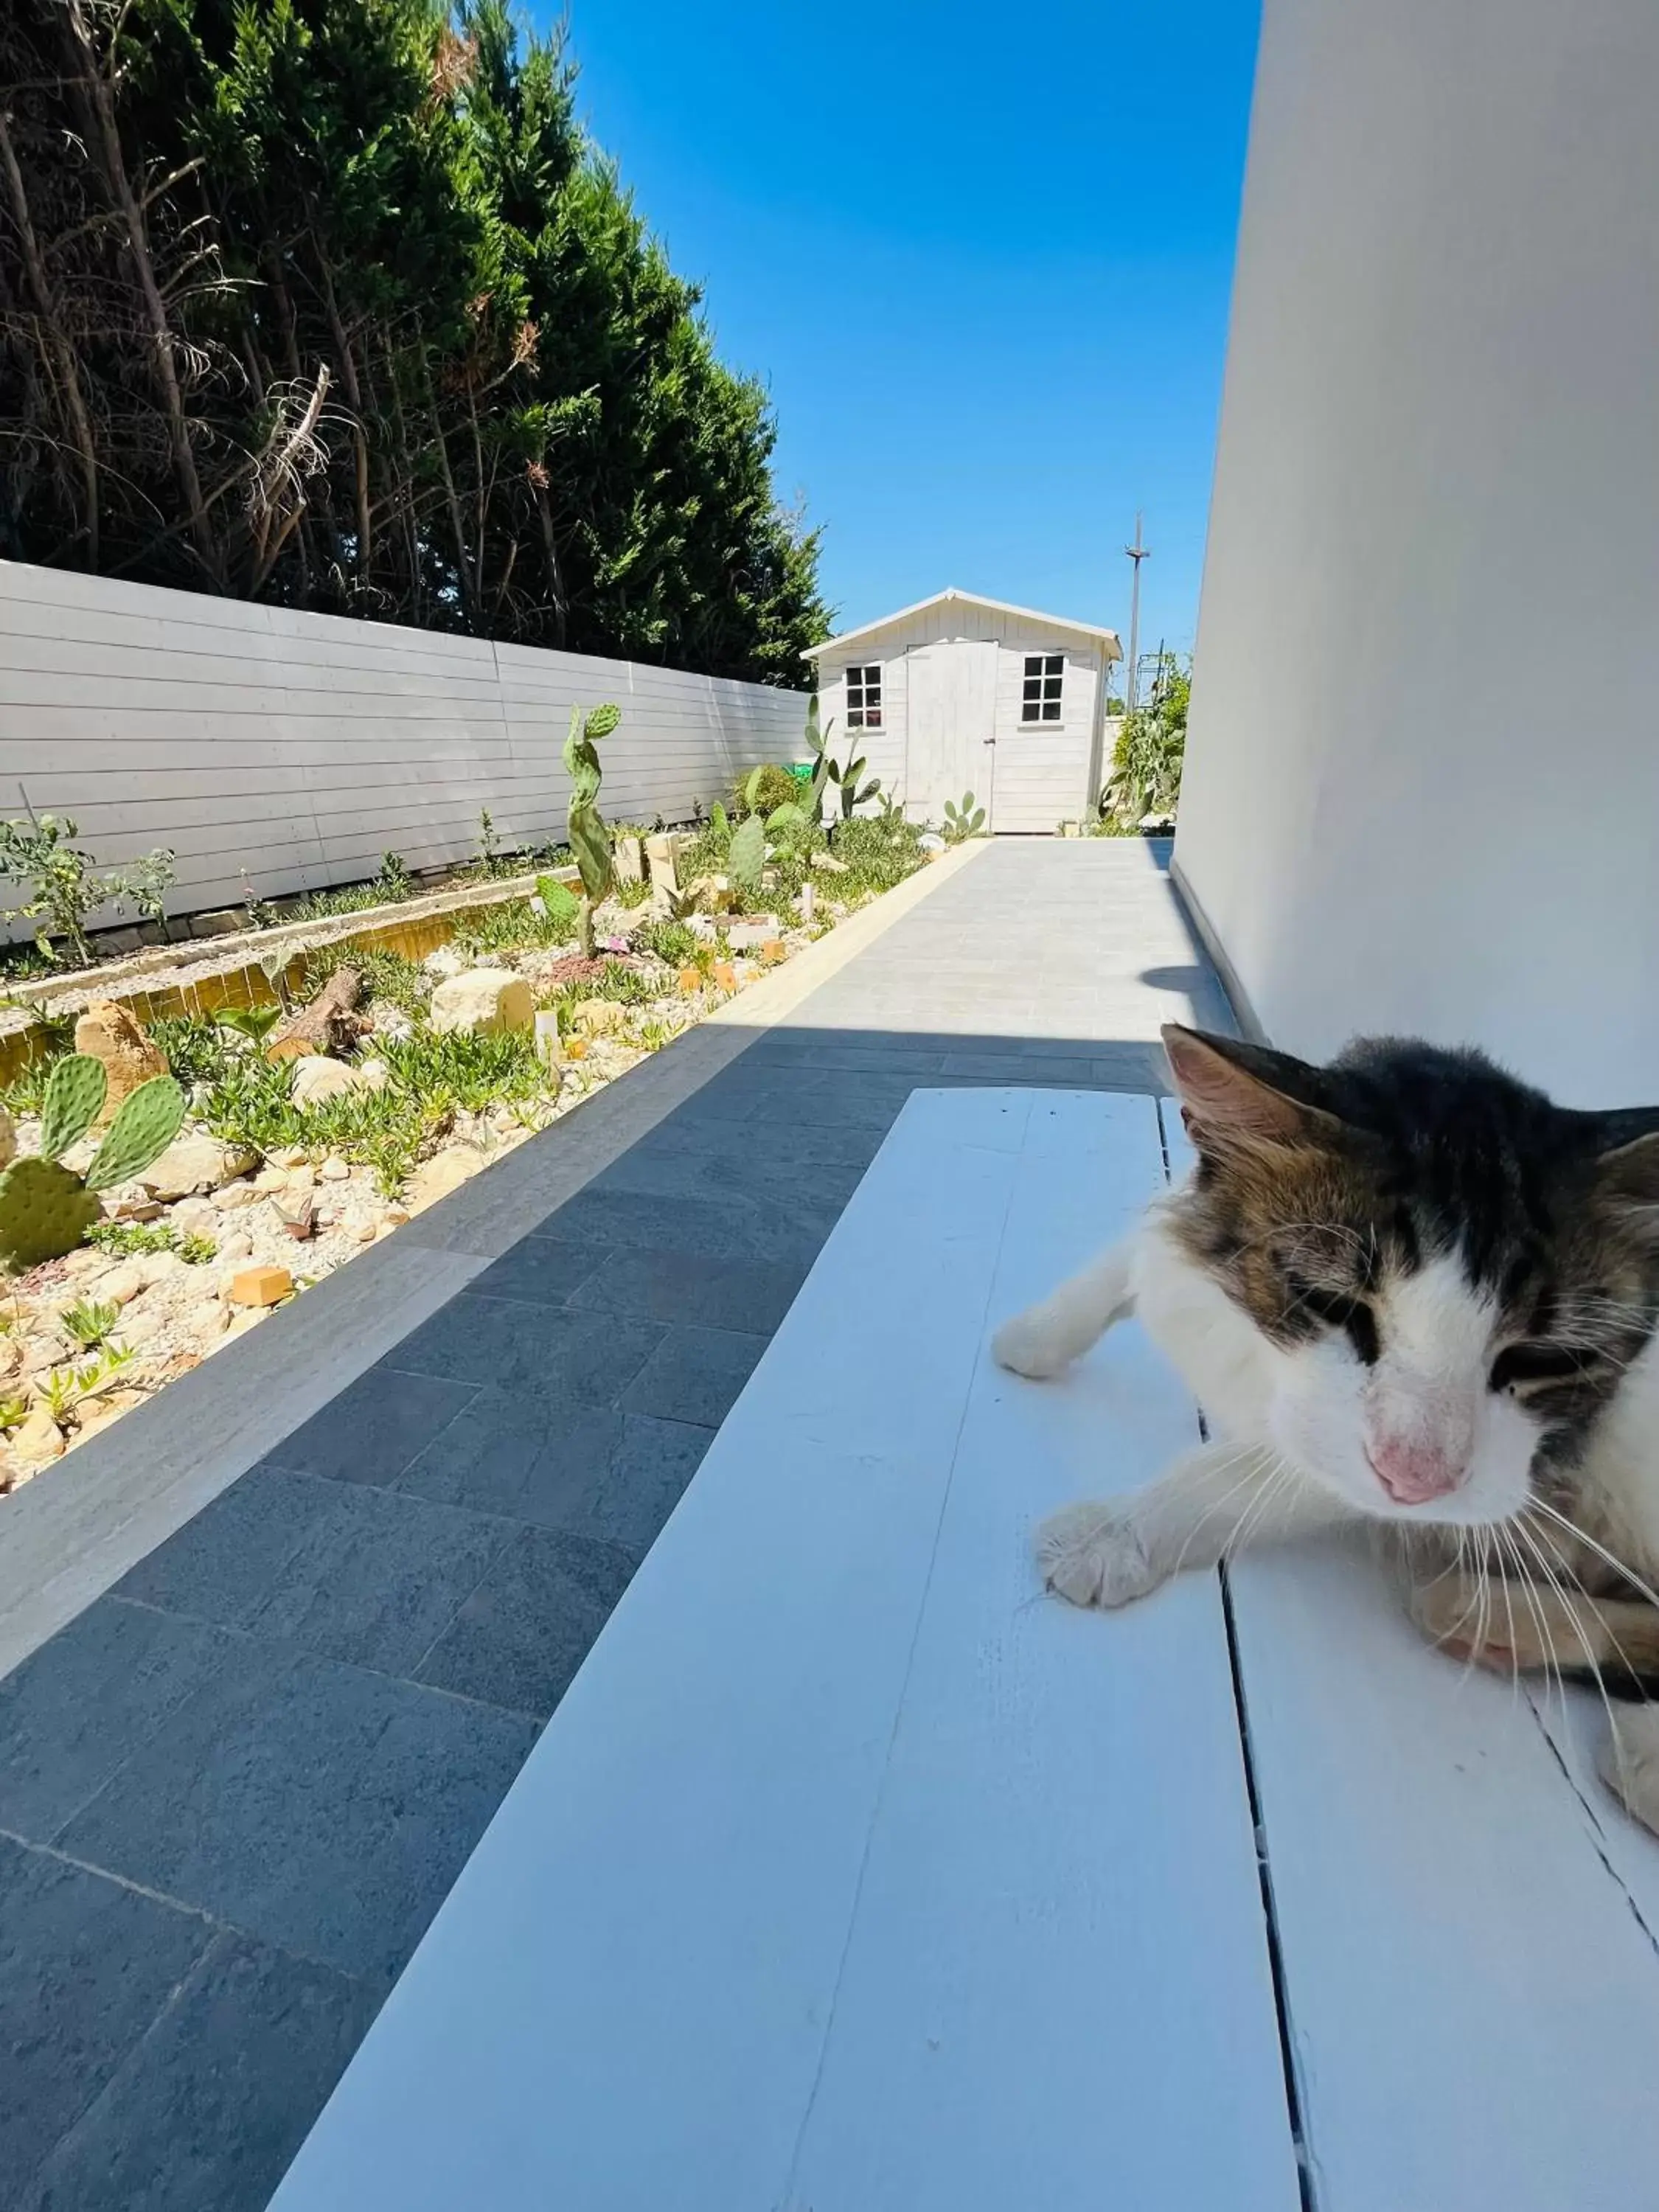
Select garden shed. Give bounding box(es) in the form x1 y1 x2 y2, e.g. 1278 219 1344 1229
804 588 1121 832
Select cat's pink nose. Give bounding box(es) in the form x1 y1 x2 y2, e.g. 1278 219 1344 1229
1366 1436 1463 1505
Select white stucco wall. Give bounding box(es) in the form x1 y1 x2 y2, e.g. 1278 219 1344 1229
1174 0 1659 1107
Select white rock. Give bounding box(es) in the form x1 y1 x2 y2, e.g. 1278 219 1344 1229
570 998 625 1037
99 1262 145 1307
423 945 469 980
404 1146 487 1215
429 968 534 1038
168 1196 218 1237
253 1166 288 1194
13 1407 64 1468
274 1146 310 1169
220 1232 254 1262
285 1164 316 1192
319 1156 350 1183
102 1181 162 1222
135 1251 183 1289
212 1180 258 1212
290 1055 371 1108
194 1301 232 1339
918 832 947 853
139 1133 255 1200
355 1057 390 1093
116 1298 165 1345
726 920 781 951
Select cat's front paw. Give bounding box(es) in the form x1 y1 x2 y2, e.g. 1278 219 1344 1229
1034 1500 1164 1610
992 1307 1071 1381
1599 1706 1659 1839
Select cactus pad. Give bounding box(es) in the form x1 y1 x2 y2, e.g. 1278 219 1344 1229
536 874 580 928
84 1076 186 1192
728 813 765 894
0 1158 102 1271
584 702 621 740
39 1054 108 1161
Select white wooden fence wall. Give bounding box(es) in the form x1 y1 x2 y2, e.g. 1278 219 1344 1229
0 560 810 933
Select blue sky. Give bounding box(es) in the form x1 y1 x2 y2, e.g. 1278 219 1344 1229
552 1 1260 669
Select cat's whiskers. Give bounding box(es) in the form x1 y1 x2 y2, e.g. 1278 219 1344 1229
1529 1498 1659 1615
1520 1511 1653 1709
1511 1517 1622 1750
1491 1528 1526 1705
1167 1445 1290 1577
1220 1459 1297 1564
1498 1523 1568 1724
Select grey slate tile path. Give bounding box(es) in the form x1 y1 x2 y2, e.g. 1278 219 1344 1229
0 838 1228 2211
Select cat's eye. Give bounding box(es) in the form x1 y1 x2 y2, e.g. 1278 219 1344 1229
1489 1343 1595 1392
1289 1281 1380 1363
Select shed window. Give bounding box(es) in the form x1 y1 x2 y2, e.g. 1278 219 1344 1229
1021 653 1065 723
846 664 883 729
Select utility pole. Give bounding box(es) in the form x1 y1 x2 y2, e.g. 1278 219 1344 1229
1123 512 1150 711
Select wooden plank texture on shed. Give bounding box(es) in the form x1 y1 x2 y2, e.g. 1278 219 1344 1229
271 1089 1298 2212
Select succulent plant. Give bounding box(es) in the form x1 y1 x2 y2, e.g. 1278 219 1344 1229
535 874 580 931
942 791 987 842
802 695 881 831
727 813 766 896
0 1055 185 1273
563 701 622 959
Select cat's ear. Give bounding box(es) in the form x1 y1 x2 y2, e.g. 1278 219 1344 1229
1591 1109 1659 1207
1161 1025 1340 1152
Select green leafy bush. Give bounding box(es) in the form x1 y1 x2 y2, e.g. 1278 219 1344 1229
147 1014 232 1088
633 919 698 967
731 762 800 818
0 814 175 964
1099 655 1189 831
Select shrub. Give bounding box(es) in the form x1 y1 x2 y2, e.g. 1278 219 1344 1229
1099 655 1189 831
633 919 698 967
0 813 175 964
148 1012 233 1088
731 762 800 818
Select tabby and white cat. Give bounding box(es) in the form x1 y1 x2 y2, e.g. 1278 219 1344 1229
993 1023 1659 1836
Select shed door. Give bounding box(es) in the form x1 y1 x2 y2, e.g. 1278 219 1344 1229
903 641 998 828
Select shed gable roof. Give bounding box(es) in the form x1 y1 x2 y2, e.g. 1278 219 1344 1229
802 588 1121 661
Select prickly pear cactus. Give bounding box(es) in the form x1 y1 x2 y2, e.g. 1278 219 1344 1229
84 1077 185 1192
728 813 765 895
0 1057 184 1272
0 1157 102 1272
39 1054 108 1161
563 700 621 959
535 874 580 930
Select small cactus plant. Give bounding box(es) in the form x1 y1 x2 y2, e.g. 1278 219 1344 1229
535 874 580 932
0 1056 185 1272
563 701 622 959
942 791 987 842
727 811 766 896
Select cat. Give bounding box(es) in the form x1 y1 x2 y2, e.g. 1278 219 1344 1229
992 1022 1659 1837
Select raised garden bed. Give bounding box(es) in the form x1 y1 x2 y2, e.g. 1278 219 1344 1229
0 813 934 1491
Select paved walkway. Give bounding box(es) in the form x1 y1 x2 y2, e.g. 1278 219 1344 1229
0 840 1228 2212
